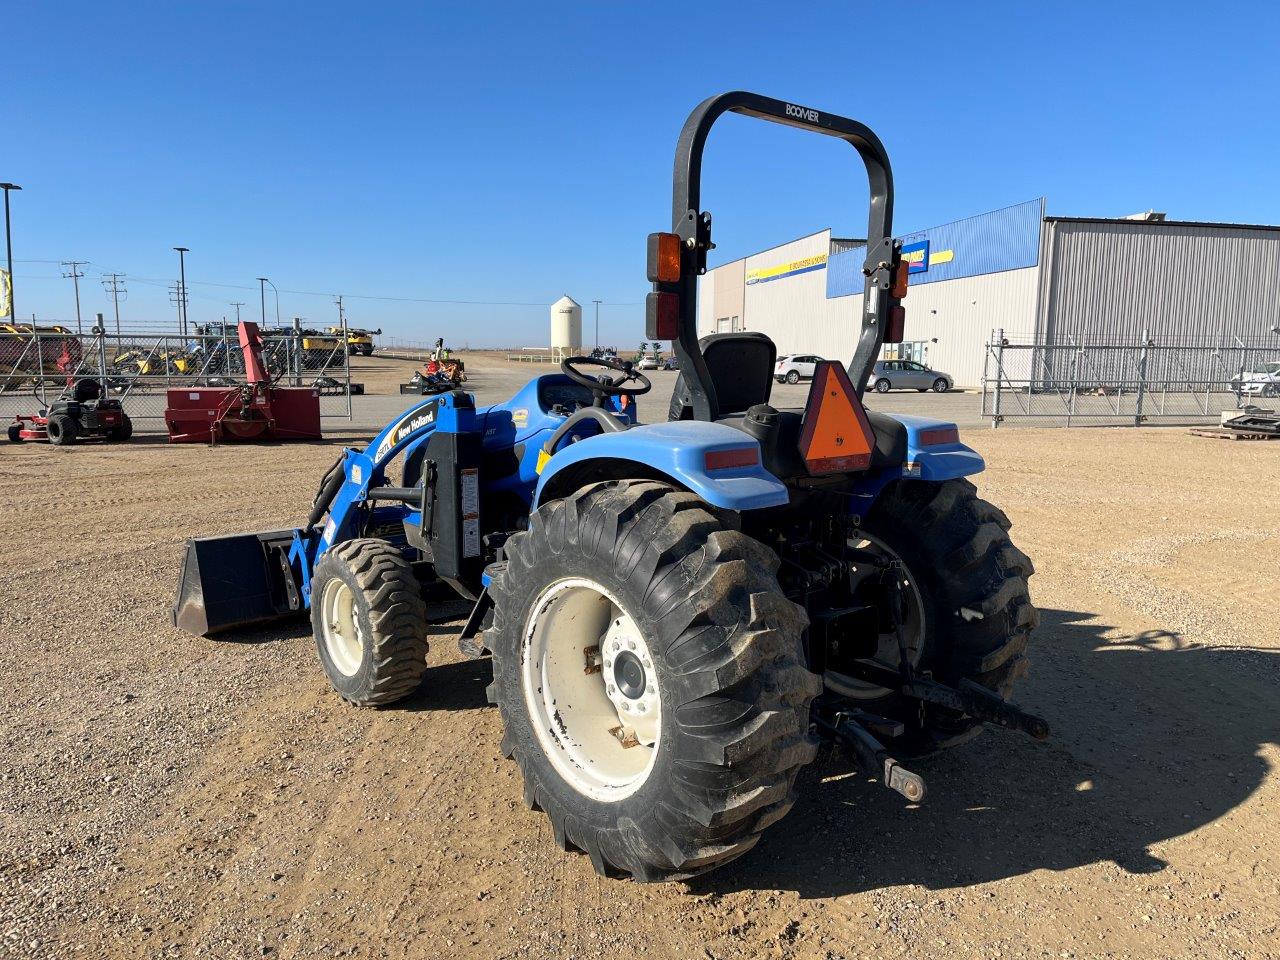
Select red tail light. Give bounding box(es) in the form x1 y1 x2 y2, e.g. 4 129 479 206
918 426 959 446
645 291 679 340
704 446 759 471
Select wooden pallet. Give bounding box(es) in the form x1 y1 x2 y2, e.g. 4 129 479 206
1189 427 1280 441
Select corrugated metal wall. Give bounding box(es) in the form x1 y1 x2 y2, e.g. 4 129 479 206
1038 219 1280 345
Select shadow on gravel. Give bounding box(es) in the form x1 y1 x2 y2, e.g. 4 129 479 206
696 607 1279 899
399 656 492 713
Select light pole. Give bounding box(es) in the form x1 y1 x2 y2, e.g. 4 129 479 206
1 183 22 322
592 299 602 349
256 277 280 329
174 247 190 337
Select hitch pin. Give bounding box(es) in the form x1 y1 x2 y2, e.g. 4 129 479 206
883 759 927 803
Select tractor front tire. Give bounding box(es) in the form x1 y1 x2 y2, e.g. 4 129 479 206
488 480 820 882
839 478 1037 754
310 539 429 707
46 414 79 446
7 423 22 443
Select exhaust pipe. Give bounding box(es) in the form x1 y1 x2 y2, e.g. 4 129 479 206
172 529 304 637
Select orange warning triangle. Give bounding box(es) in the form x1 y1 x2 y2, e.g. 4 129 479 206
797 361 876 474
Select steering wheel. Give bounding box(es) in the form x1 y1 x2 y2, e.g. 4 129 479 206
561 355 652 399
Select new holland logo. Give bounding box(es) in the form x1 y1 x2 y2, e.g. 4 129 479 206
785 103 820 124
374 400 438 461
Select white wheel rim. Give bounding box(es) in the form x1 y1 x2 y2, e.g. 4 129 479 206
320 578 364 677
521 577 661 802
829 532 926 700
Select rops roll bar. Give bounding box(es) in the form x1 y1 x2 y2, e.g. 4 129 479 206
649 92 898 421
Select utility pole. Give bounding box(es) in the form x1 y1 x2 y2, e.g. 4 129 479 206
169 282 188 336
334 294 345 327
230 301 244 324
102 273 127 336
173 247 190 337
1 182 22 322
60 260 87 335
592 299 602 348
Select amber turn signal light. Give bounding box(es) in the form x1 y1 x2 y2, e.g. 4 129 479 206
647 232 682 284
891 259 910 299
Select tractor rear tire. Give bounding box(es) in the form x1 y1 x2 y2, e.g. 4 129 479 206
487 480 820 882
839 477 1037 755
108 414 133 442
310 538 429 707
46 413 79 446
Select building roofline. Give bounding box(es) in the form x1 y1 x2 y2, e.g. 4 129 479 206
706 227 832 271
899 197 1044 240
1044 215 1280 233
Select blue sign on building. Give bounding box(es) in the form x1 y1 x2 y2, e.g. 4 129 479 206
901 239 930 275
826 198 1044 298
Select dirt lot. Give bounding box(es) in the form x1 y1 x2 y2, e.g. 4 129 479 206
1 368 1277 959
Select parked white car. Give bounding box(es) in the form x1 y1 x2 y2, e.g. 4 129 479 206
1233 361 1280 396
636 355 661 371
774 353 823 384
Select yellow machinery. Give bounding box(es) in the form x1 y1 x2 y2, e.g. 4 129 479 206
328 326 380 356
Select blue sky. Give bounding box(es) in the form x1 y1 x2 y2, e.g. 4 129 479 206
7 1 1278 346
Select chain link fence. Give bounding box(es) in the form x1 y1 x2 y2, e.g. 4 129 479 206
981 330 1278 427
0 325 355 426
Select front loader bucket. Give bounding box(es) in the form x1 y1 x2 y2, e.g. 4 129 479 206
172 529 304 637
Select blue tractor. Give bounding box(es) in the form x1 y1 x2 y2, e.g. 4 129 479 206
173 92 1044 882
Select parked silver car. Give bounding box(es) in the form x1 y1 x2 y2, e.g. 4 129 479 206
867 359 953 393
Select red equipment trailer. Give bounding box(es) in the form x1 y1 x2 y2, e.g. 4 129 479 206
164 321 322 443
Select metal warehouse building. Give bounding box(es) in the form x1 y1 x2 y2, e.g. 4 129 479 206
696 199 1280 387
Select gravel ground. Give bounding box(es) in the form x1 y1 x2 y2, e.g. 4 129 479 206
1 355 1277 959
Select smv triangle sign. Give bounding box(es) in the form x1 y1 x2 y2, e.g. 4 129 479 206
797 361 875 474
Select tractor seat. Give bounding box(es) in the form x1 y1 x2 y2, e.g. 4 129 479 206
669 331 777 420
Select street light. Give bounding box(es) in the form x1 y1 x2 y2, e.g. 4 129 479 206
256 277 280 329
174 247 190 337
1 183 22 322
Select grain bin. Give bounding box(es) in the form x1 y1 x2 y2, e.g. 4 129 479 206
550 295 582 353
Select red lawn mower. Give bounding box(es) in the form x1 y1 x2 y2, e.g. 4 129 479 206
7 378 133 446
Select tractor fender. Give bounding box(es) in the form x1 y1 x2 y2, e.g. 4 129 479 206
534 421 789 511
